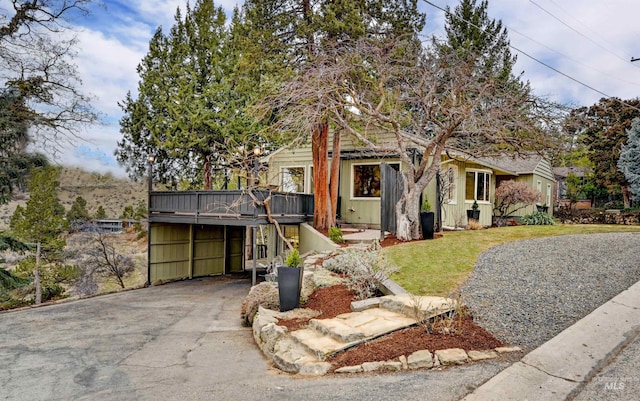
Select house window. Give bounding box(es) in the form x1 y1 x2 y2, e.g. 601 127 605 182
546 183 552 206
281 167 305 193
537 180 542 194
444 165 457 204
465 170 490 202
352 162 399 199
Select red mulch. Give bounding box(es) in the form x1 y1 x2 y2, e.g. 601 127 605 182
277 284 504 372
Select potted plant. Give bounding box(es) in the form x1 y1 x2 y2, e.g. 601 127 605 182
467 200 480 221
277 248 304 311
419 197 435 240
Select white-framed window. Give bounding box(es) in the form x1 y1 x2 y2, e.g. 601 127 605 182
546 183 552 206
351 162 399 199
281 166 306 193
537 180 542 194
444 165 458 204
465 170 491 202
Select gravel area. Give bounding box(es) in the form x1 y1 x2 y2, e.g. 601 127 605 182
461 232 640 350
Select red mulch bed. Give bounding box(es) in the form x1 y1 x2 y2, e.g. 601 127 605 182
277 284 504 372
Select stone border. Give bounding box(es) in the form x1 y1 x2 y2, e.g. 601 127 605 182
334 346 522 374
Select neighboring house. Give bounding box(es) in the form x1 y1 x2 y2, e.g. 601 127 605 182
553 166 592 209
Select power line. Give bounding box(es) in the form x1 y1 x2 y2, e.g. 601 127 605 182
420 0 640 110
529 0 637 67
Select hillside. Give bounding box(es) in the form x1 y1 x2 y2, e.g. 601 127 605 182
0 167 147 230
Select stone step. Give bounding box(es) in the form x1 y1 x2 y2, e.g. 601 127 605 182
272 336 323 373
290 328 359 360
309 318 367 343
379 294 457 319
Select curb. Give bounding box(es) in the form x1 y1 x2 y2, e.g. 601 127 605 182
460 279 640 401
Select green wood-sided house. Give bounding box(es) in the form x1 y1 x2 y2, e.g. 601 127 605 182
264 134 555 229
147 130 554 284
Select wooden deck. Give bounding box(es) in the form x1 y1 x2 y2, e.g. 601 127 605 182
148 189 314 226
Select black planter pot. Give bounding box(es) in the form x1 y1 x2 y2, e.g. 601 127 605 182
278 266 303 312
420 211 435 240
466 209 480 221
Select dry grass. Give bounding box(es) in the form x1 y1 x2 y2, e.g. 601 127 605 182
0 167 147 230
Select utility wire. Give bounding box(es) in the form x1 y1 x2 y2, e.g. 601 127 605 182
420 0 640 111
529 0 638 68
545 0 640 67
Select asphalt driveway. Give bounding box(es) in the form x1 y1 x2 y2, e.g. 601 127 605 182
0 275 508 401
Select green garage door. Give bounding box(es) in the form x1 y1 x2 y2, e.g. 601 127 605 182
226 226 244 273
193 225 225 276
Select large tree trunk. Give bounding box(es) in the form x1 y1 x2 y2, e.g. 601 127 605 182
312 123 330 229
395 188 421 241
34 241 42 305
328 129 341 227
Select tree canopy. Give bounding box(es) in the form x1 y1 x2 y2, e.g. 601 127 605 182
0 0 98 150
565 97 640 207
118 0 267 189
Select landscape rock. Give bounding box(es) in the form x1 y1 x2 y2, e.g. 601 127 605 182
335 365 364 374
407 350 434 369
298 362 332 376
259 323 287 358
467 350 498 361
399 355 408 370
495 346 522 354
435 348 468 365
361 361 384 372
382 361 403 371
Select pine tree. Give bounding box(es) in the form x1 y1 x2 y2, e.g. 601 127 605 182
67 196 90 230
9 166 66 304
441 0 517 83
94 205 107 219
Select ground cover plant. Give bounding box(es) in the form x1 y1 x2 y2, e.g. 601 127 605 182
384 225 640 296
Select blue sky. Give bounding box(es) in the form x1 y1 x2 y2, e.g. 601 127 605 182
14 0 640 176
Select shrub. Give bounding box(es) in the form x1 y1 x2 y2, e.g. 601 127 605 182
240 282 279 325
521 211 556 225
328 227 344 244
323 249 397 300
494 180 540 226
284 248 301 268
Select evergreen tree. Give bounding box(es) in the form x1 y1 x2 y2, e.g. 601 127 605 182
94 205 107 219
568 98 640 207
9 166 66 304
118 0 259 189
618 118 640 202
441 0 517 83
66 196 90 228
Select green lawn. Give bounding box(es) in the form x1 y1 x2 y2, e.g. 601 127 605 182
384 224 640 297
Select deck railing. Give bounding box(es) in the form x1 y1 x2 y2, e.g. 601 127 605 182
149 189 314 225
